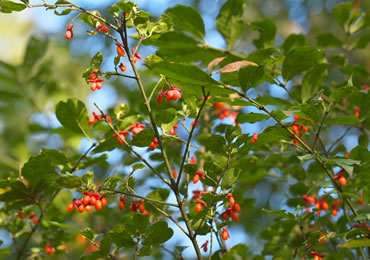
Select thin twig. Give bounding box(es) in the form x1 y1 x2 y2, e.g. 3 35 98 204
176 88 210 187
312 110 329 150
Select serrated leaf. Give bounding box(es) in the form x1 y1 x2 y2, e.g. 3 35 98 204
282 46 324 81
55 98 89 136
208 57 227 73
214 60 258 75
236 113 269 124
221 168 240 189
165 5 205 40
216 0 245 49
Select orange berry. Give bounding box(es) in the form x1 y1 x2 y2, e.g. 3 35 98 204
89 196 96 205
83 195 90 206
332 208 338 216
101 197 107 206
195 203 203 212
95 200 102 210
193 174 200 184
119 201 125 211
85 205 92 212
321 201 329 211
67 203 74 212
229 196 235 206
139 204 145 214
78 204 85 213
233 203 241 213
339 176 347 186
117 45 125 56
230 211 239 222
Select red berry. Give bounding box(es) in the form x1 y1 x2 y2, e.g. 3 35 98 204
90 83 97 91
193 174 200 184
139 204 145 214
96 82 102 89
78 204 85 213
229 196 235 206
221 211 230 221
332 208 338 216
85 205 92 212
67 203 74 212
89 196 96 206
230 210 239 222
119 63 126 72
195 203 203 212
119 201 125 211
65 29 73 40
45 242 55 256
95 200 102 210
339 176 347 186
116 45 125 56
83 195 90 206
101 197 107 206
233 203 241 213
320 201 329 211
222 227 230 240
213 102 225 109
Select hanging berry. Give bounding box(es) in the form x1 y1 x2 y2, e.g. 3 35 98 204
65 25 73 40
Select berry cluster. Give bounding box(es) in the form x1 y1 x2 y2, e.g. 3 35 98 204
193 171 205 184
220 193 241 222
156 86 182 104
302 195 340 216
16 210 39 225
44 242 55 256
88 70 105 91
290 115 310 146
212 102 238 122
88 112 112 125
129 199 149 215
66 192 107 213
112 130 130 145
149 137 159 151
310 251 325 260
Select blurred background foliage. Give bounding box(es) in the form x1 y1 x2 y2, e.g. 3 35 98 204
0 0 369 259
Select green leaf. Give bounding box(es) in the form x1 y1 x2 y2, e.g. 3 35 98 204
133 214 149 234
222 244 248 259
90 52 103 68
282 46 324 81
22 153 58 194
282 34 305 54
216 0 245 49
239 65 265 91
262 209 295 219
251 19 277 49
236 113 269 124
48 221 80 232
147 188 170 202
221 168 240 189
80 11 102 28
23 37 49 69
317 33 342 47
301 63 328 103
326 158 360 177
56 174 82 189
165 5 205 40
55 98 89 136
142 222 173 245
41 148 68 164
333 2 352 29
99 235 112 256
0 0 26 13
0 248 11 255
81 227 95 241
54 8 73 16
341 192 363 202
132 128 154 147
337 238 370 248
139 245 152 256
198 134 226 154
116 1 137 13
327 116 359 126
256 96 292 107
155 108 177 133
81 171 94 186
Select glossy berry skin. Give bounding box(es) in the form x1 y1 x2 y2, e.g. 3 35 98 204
85 205 92 212
65 25 73 40
195 203 203 212
101 197 107 206
119 63 126 72
320 201 329 211
139 204 145 214
83 195 90 206
67 203 74 212
95 200 103 210
222 227 230 240
116 43 125 56
89 196 96 206
78 204 85 213
339 176 347 186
